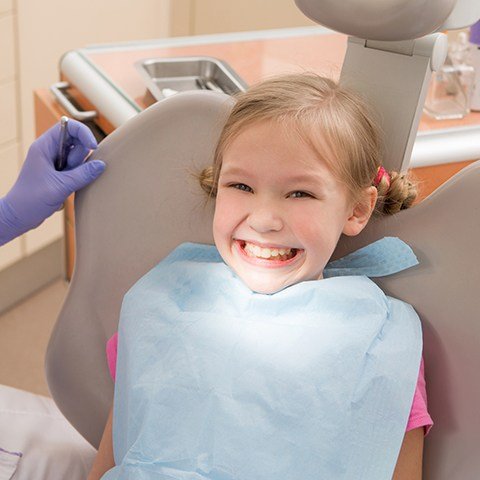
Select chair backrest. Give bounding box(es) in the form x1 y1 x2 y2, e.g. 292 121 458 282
45 91 480 479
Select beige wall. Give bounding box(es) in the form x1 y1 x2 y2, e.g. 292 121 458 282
171 0 315 36
0 1 21 269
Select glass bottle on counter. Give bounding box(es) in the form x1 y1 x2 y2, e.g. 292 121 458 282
424 32 475 120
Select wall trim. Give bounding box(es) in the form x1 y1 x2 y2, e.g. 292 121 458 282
0 239 63 314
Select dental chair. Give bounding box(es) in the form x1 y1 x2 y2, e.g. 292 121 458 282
45 1 480 478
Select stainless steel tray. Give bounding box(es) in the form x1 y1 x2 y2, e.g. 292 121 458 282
135 56 248 101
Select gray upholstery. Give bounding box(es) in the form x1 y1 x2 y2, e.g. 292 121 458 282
45 90 480 479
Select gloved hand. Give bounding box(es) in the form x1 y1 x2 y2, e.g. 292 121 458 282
0 119 106 246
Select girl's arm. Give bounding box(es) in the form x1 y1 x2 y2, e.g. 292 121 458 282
87 405 115 480
392 427 424 479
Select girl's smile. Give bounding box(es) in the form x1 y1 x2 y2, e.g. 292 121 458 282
234 239 304 267
213 119 372 294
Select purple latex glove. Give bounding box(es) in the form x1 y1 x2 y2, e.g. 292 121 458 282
0 119 106 245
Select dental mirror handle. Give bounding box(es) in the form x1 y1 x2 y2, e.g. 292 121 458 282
55 116 70 171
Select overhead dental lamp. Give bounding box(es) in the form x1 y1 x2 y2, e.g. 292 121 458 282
295 0 480 41
294 0 480 172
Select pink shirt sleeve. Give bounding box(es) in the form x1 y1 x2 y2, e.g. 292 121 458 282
105 333 433 435
406 356 433 435
106 332 119 381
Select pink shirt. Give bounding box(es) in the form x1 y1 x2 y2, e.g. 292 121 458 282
106 332 433 434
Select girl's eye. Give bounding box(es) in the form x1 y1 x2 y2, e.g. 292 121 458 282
231 183 253 193
289 191 313 199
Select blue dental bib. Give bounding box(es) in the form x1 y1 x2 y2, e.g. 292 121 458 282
104 239 422 480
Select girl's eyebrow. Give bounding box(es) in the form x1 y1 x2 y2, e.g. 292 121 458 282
287 174 326 185
220 166 250 177
220 166 325 188
221 167 326 185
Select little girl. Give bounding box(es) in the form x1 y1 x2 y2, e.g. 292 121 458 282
89 73 432 480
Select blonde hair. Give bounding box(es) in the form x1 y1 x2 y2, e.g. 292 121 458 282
198 72 416 215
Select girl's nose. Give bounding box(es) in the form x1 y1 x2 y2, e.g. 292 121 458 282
247 206 283 233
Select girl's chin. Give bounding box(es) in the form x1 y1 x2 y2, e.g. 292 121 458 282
235 270 293 294
247 284 286 295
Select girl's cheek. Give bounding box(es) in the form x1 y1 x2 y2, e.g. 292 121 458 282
216 191 244 217
213 197 237 234
287 207 318 235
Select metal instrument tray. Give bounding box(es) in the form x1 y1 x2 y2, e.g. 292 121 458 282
135 56 248 101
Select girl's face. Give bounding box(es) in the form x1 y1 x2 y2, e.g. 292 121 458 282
213 120 372 294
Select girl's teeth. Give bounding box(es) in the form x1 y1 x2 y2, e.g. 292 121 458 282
243 242 295 260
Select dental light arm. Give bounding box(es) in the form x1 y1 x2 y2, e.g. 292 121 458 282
294 0 480 172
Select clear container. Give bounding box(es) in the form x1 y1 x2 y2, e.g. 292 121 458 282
424 33 475 120
470 45 480 111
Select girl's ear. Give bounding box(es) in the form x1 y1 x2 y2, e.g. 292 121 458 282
342 186 378 237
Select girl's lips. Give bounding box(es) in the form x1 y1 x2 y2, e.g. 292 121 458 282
233 239 303 268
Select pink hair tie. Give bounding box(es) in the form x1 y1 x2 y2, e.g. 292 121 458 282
373 166 391 190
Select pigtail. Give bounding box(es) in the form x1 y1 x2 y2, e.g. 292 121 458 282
197 165 217 197
376 171 417 215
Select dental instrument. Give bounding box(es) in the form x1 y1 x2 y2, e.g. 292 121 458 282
55 116 71 171
0 119 104 246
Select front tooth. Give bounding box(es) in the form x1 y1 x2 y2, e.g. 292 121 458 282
244 242 293 258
